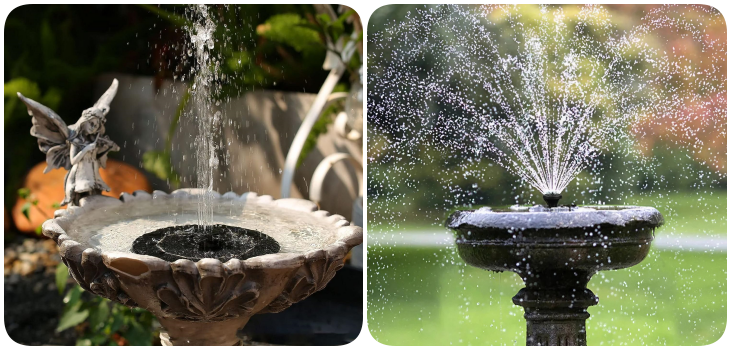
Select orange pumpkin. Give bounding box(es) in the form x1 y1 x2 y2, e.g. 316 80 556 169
11 159 152 234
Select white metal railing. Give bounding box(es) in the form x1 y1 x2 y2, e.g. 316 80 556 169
279 90 349 198
308 153 363 206
280 6 362 201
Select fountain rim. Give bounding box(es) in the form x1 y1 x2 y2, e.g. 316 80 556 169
42 188 363 277
446 205 664 231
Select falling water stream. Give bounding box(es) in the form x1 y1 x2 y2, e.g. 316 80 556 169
148 5 334 251
186 5 221 229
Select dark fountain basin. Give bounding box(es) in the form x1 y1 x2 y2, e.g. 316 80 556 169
446 205 663 346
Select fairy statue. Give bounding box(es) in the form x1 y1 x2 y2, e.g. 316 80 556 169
17 79 121 207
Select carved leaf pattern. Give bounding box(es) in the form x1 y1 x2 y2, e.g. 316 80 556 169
260 251 345 314
45 191 363 323
155 260 260 321
62 249 136 307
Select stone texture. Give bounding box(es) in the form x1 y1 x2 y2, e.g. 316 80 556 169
447 206 663 346
43 190 362 346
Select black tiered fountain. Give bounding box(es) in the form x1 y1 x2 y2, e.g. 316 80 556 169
446 196 663 346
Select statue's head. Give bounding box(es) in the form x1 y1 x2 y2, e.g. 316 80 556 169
72 78 118 137
76 108 105 136
68 78 118 138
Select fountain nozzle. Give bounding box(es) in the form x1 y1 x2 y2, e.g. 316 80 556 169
543 192 562 208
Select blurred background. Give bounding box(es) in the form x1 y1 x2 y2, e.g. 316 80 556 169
4 4 363 345
367 4 726 346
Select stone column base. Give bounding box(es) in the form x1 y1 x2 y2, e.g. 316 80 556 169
513 287 598 346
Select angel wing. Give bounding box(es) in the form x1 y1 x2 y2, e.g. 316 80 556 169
17 93 72 173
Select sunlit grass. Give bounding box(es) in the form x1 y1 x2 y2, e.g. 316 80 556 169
367 246 726 346
623 191 726 237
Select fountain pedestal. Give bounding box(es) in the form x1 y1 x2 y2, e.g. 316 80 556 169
158 316 250 346
516 289 595 346
512 273 598 346
447 206 662 346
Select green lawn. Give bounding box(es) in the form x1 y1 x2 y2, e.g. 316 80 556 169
367 246 727 346
622 191 726 237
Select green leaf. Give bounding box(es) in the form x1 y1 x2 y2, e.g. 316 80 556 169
109 308 125 334
76 338 92 346
315 13 332 26
4 80 61 123
41 87 63 111
35 225 42 235
63 285 84 310
258 14 323 53
164 87 191 153
31 199 39 206
51 202 61 209
297 98 344 167
88 334 109 346
4 78 40 100
55 264 69 295
17 188 30 199
328 11 353 41
40 20 57 59
88 300 110 331
125 319 152 346
142 151 180 186
56 308 89 332
336 9 356 25
293 22 323 33
4 98 17 124
226 51 254 72
20 202 31 221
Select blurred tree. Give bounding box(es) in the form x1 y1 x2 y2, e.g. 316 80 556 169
367 4 725 214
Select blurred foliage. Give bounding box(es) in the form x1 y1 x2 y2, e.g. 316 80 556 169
367 4 726 216
142 150 180 187
5 4 362 208
4 5 160 210
16 187 52 235
140 4 362 182
258 13 323 53
143 4 361 99
55 264 157 346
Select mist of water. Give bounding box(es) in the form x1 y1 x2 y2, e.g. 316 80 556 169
368 4 726 198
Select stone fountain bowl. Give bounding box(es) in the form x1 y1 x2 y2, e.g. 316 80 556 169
446 205 663 345
42 189 362 346
446 205 663 283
